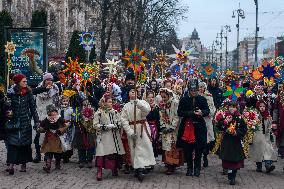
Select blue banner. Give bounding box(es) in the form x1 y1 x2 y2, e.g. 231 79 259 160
6 28 47 86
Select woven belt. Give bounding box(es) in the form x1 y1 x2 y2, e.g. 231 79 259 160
129 119 152 142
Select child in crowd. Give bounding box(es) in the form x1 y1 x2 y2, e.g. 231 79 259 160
38 104 68 173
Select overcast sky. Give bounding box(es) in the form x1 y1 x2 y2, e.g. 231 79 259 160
177 0 284 51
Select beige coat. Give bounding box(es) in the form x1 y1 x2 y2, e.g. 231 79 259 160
93 108 125 156
200 92 216 143
121 100 156 169
159 98 180 151
249 116 277 162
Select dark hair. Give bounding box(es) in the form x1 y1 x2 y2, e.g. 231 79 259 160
208 77 219 88
13 84 32 95
146 90 155 98
125 85 137 102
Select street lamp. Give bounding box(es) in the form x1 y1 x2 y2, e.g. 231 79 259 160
232 4 245 72
254 0 259 68
224 25 231 70
216 27 224 70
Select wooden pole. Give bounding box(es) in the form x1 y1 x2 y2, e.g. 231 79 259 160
6 55 10 92
133 73 137 148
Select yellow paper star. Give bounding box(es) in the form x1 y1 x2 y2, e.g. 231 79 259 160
5 41 16 55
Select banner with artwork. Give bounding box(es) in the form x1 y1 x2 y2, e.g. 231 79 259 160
5 28 47 86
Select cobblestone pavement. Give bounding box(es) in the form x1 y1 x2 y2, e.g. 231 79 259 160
0 141 284 189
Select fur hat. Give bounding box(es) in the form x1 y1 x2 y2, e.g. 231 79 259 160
159 88 174 97
46 104 58 114
198 81 207 89
13 74 26 85
43 72 53 81
188 79 199 90
125 73 135 82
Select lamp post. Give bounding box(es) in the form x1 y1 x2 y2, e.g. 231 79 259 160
217 28 224 70
254 0 259 68
211 41 215 64
232 4 245 72
224 25 231 70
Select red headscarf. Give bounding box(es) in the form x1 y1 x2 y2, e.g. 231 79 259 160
256 100 270 119
12 74 26 84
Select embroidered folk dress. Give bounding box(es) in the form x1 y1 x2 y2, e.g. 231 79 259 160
249 115 277 162
121 100 156 169
94 108 125 170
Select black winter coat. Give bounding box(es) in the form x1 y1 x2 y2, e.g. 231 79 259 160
146 106 161 133
208 86 224 109
0 91 6 140
5 86 39 146
217 114 247 162
177 95 210 149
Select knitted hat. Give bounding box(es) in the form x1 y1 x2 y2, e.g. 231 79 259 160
43 72 53 81
188 79 199 90
198 81 207 89
125 73 135 82
46 104 58 114
13 74 26 84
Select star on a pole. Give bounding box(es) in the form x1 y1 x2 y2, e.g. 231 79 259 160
5 41 16 55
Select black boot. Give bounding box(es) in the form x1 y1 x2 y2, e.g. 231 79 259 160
33 133 41 163
33 155 41 163
203 155 208 168
55 159 61 170
228 170 237 185
265 161 275 173
186 167 194 176
256 162 262 172
137 169 144 182
229 177 236 185
194 168 200 177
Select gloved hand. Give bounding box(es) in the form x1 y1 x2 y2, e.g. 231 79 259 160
101 125 107 131
56 130 62 136
160 127 167 134
33 122 40 131
167 128 175 133
107 124 117 129
131 134 138 140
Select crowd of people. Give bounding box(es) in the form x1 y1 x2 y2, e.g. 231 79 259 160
0 69 283 186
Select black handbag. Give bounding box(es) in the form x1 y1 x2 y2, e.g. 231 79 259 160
5 119 21 131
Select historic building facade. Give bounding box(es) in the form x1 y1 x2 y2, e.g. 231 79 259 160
1 0 98 58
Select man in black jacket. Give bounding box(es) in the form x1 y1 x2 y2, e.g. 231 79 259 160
177 79 210 177
208 78 224 109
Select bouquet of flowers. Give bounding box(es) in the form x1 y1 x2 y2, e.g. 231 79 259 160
242 107 261 133
214 109 226 123
82 107 94 120
242 107 261 145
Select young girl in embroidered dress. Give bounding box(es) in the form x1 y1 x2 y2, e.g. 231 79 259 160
93 93 125 181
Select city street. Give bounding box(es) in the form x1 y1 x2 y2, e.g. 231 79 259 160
0 141 284 189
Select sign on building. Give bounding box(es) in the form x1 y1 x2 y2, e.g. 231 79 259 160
5 27 47 87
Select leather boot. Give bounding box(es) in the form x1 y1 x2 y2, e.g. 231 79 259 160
186 167 194 176
228 170 236 185
194 168 200 177
19 164 26 172
8 164 14 175
112 168 118 176
256 162 262 172
165 165 173 175
137 168 144 182
55 159 61 170
96 167 103 181
43 159 52 173
33 155 41 163
203 155 208 168
124 164 130 174
265 161 275 173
